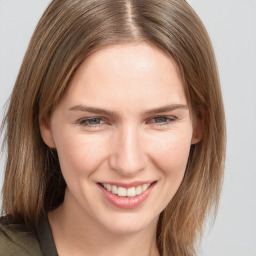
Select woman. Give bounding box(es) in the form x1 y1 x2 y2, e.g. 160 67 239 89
0 0 226 255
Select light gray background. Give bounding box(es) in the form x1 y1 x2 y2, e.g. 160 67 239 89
0 1 255 255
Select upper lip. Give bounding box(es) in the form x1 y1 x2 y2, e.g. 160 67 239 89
98 180 156 188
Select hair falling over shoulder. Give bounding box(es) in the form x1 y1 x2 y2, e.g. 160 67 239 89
1 0 226 255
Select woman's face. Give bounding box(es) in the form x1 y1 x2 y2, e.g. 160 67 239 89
41 43 200 235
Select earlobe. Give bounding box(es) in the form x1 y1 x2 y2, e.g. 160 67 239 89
191 110 205 145
191 130 203 145
39 115 56 148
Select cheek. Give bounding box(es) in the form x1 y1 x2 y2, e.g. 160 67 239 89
54 129 108 178
146 130 192 177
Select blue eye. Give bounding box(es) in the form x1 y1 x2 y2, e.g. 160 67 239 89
78 117 104 127
151 116 175 126
76 116 176 129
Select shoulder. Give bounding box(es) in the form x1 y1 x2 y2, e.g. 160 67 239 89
0 216 43 256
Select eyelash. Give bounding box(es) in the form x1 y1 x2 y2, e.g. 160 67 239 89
76 116 176 129
76 117 106 128
149 116 176 126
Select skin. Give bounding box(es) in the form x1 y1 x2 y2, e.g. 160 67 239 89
40 43 202 256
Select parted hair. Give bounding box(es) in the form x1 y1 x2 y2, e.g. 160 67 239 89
1 0 226 255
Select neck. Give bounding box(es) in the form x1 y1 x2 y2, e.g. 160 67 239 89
48 192 160 256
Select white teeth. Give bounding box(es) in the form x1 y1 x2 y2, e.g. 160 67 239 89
118 187 127 197
112 185 118 194
102 183 151 197
127 187 136 197
135 185 142 195
142 184 150 191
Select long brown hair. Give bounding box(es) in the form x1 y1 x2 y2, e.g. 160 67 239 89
1 0 226 255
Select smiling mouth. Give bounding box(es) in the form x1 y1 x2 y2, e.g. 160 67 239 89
99 182 156 198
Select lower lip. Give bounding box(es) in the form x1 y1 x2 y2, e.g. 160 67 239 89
98 183 156 209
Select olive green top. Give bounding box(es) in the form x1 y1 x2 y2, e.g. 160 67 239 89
0 216 58 256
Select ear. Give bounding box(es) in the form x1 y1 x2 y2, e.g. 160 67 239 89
191 109 204 145
39 115 56 148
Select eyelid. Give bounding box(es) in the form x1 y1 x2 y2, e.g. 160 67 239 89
75 115 177 129
147 115 177 126
149 115 176 121
76 117 106 127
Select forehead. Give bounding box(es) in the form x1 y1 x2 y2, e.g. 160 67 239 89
61 43 188 113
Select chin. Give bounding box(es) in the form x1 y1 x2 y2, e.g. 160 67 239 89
98 211 159 235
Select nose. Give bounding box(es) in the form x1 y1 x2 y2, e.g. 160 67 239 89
108 125 147 176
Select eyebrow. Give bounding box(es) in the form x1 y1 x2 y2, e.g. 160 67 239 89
69 105 115 116
69 104 188 116
144 104 188 115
